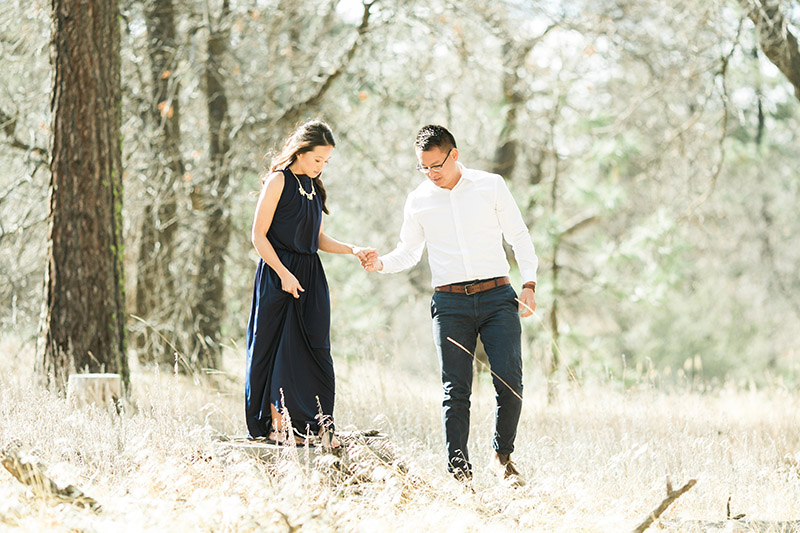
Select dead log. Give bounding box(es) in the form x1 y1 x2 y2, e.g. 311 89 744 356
215 429 411 488
0 443 100 511
632 478 697 533
659 519 800 531
217 429 389 464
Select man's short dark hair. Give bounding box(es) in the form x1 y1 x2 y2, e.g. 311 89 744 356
415 125 457 152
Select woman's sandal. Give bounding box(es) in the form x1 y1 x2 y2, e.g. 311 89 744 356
319 426 341 450
267 428 315 447
292 427 317 448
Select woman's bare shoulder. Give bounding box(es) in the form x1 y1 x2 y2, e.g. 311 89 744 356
262 170 285 189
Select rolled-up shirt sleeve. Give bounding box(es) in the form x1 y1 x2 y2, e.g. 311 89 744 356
495 177 538 283
379 195 425 274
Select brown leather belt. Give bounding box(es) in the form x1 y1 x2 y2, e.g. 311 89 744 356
434 276 510 295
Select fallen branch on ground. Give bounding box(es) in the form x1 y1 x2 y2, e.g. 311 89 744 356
631 477 697 533
1 442 101 512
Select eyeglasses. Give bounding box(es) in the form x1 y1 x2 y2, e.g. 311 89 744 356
415 149 452 174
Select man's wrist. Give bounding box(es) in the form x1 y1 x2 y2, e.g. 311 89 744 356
522 281 536 292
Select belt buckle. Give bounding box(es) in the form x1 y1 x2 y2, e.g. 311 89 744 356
464 282 478 295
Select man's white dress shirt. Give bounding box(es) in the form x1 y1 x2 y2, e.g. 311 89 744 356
379 164 538 288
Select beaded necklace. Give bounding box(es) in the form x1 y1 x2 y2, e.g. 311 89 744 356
287 167 316 200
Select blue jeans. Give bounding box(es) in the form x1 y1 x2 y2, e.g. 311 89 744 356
430 284 523 475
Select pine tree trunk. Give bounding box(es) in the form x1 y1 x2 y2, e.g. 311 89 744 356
134 0 183 364
493 43 522 180
190 1 232 370
39 0 129 393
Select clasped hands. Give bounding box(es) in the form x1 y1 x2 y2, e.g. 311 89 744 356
351 246 535 317
351 247 382 272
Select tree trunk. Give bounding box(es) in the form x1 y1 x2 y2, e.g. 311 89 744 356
492 41 525 180
741 0 800 101
134 0 184 364
546 97 562 403
39 0 129 393
190 1 232 370
548 253 560 402
487 25 553 185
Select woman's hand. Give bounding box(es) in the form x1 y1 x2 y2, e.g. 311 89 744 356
351 246 376 265
279 271 304 299
357 249 382 271
354 247 383 271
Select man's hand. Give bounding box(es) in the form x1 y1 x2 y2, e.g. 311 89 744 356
361 250 383 272
518 287 536 317
351 246 375 264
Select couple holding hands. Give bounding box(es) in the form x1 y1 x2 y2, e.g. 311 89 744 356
245 121 538 485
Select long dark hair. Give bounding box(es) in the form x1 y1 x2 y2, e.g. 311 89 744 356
266 120 335 214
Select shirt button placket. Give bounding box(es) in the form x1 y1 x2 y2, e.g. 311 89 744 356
450 188 472 280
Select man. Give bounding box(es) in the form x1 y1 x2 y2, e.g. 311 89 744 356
363 125 538 484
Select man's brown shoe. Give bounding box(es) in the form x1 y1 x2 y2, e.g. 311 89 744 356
491 452 525 487
451 467 473 483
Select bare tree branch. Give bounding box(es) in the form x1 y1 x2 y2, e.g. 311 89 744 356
0 108 48 160
559 214 600 239
740 0 800 100
0 162 42 208
685 21 742 217
277 0 377 126
0 216 47 245
631 478 697 533
1 443 101 512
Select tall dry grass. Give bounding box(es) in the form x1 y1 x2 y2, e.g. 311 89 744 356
2 333 800 532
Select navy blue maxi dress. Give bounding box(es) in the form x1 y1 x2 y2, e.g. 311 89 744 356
245 169 334 439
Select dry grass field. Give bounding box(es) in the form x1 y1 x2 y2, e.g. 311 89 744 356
2 333 800 532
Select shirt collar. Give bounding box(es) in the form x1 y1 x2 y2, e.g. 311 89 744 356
419 162 475 193
456 163 477 182
449 162 477 191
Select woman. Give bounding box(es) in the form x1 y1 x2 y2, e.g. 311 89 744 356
245 120 369 447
